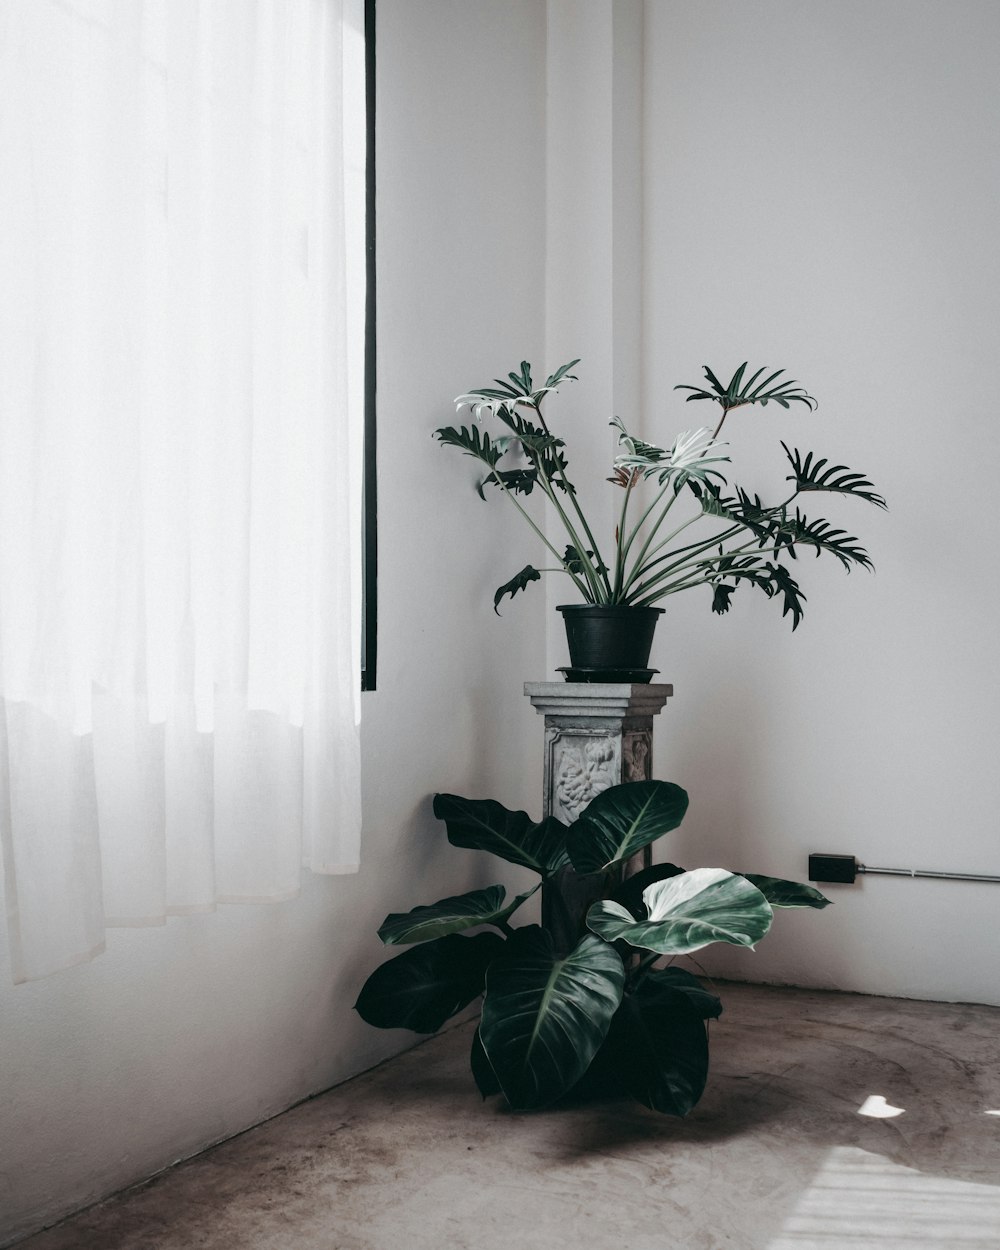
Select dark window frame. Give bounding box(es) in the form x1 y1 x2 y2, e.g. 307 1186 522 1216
361 0 377 691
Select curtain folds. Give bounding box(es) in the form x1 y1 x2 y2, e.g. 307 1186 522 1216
0 0 365 983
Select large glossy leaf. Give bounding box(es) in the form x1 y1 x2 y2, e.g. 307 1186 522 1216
470 1027 502 1098
378 883 539 945
741 874 831 909
648 965 723 1021
587 868 773 955
567 781 689 873
480 926 625 1109
433 794 569 877
608 972 712 1115
608 862 685 920
355 932 504 1034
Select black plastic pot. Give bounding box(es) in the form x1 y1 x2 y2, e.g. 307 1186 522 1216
556 604 664 682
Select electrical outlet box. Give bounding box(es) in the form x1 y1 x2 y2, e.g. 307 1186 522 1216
808 853 858 884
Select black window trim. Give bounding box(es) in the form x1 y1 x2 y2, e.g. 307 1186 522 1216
361 0 377 691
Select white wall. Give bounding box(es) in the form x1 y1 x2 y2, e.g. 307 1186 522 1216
641 0 1000 1006
5 1 998 1242
0 2 548 1243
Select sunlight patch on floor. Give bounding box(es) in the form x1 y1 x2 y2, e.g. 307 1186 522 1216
857 1094 905 1119
768 1146 1000 1250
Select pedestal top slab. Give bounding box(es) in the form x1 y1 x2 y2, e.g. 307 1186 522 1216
524 681 673 719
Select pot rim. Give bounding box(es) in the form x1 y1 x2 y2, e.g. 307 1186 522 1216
556 603 664 616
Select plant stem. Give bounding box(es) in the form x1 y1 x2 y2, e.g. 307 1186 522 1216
622 516 740 596
624 534 748 604
619 479 684 590
491 473 592 599
532 399 613 599
627 536 767 603
611 476 637 600
532 469 605 601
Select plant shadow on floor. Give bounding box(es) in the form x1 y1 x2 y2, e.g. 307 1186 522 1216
540 985 1000 1192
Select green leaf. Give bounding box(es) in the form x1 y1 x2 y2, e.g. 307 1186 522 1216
509 362 533 394
480 927 625 1109
378 883 540 945
562 544 609 578
648 965 723 1021
761 561 807 629
606 972 712 1115
434 423 503 468
493 565 541 613
473 383 522 401
782 443 886 509
567 780 690 874
741 874 831 909
719 559 806 629
727 361 748 401
480 467 539 498
674 363 816 412
433 793 570 877
711 582 737 615
587 867 773 955
470 1027 502 1098
355 932 504 1034
607 862 685 920
748 367 784 399
544 358 581 390
781 511 873 570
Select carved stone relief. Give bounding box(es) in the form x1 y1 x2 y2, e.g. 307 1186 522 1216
550 733 619 822
622 731 651 783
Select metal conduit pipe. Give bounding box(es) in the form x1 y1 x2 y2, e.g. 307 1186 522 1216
858 863 1000 884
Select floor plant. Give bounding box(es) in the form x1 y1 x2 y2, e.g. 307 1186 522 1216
355 779 829 1115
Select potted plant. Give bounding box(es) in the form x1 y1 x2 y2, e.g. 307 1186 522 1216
355 779 829 1115
435 360 886 679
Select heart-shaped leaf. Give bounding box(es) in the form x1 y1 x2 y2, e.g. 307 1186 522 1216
567 781 689 873
607 971 712 1115
480 926 625 1109
355 932 504 1034
434 794 569 877
608 862 685 920
378 883 539 945
741 874 831 909
587 868 773 955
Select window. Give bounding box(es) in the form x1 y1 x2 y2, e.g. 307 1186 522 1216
0 0 367 982
362 0 377 691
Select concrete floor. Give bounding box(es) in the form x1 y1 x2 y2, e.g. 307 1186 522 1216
14 983 1000 1250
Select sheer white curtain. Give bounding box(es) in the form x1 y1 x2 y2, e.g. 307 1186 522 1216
0 0 365 983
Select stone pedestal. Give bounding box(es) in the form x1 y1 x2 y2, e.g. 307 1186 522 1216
524 682 673 951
